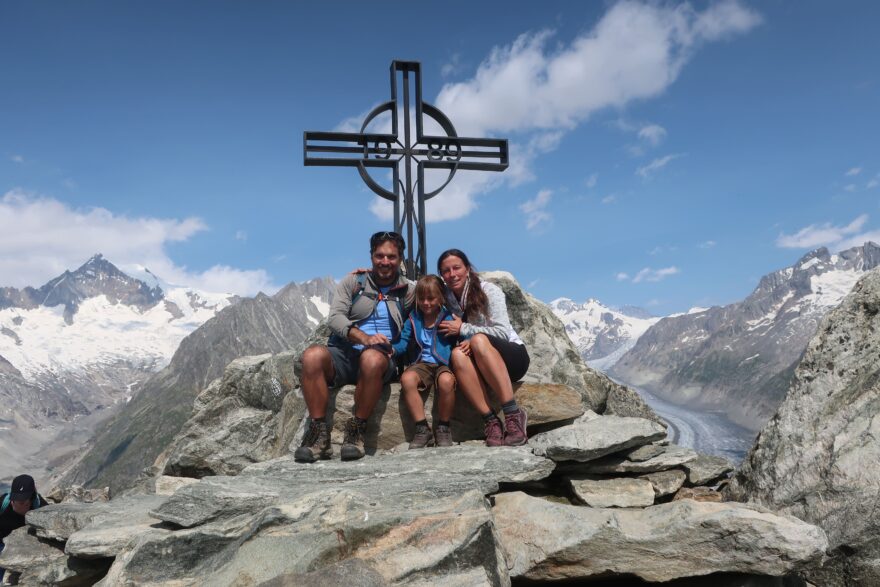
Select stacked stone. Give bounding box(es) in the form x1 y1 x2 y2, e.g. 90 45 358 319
530 410 735 508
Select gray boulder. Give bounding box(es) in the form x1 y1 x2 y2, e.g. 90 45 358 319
493 491 827 582
730 267 880 586
640 469 688 497
684 453 734 486
529 415 666 462
0 527 110 586
566 476 656 507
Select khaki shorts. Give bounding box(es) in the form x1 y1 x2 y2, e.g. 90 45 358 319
404 362 455 395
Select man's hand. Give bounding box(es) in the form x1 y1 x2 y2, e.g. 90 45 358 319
350 268 370 275
438 316 463 337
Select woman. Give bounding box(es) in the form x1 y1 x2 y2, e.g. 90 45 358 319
436 249 531 446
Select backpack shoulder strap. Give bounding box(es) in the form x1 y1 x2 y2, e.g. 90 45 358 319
1 493 9 514
351 273 368 305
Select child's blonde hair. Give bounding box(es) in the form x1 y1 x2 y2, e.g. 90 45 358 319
415 274 446 304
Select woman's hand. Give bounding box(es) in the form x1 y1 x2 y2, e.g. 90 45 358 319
438 316 463 337
457 339 471 356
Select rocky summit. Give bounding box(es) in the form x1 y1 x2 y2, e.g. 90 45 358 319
0 419 825 586
0 271 835 585
730 267 880 587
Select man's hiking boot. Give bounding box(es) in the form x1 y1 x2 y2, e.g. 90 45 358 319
503 408 528 446
409 422 435 449
341 417 367 461
484 416 504 447
294 419 331 463
434 424 453 448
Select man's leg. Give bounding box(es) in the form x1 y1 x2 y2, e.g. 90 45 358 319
295 345 336 463
341 349 390 460
352 348 390 419
300 345 335 418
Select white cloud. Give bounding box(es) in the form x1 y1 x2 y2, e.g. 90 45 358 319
527 279 540 289
615 272 630 281
235 230 248 242
585 173 598 188
636 153 684 178
11 155 24 164
601 194 616 204
441 53 464 78
775 214 876 250
868 177 879 189
845 167 862 177
519 189 553 231
632 266 680 283
699 240 717 248
359 0 759 222
638 124 667 145
844 184 857 192
0 190 277 295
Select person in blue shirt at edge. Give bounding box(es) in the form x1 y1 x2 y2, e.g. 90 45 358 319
295 231 415 463
391 274 458 449
1 474 46 582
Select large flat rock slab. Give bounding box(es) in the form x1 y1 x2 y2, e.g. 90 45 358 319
99 489 510 587
493 491 828 583
153 446 554 528
529 415 666 462
25 495 170 561
684 454 734 485
569 443 699 474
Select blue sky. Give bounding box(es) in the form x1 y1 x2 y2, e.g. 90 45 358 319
1 1 878 315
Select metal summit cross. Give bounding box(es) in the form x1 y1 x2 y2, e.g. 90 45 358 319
304 60 508 277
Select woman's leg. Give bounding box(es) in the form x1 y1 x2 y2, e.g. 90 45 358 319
451 347 491 414
400 368 426 422
467 334 515 403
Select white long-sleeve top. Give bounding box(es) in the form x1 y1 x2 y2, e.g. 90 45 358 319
444 280 524 345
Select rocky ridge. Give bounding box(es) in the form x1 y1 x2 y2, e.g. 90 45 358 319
612 242 880 430
729 267 880 586
56 276 335 494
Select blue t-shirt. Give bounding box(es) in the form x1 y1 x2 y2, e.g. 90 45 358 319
418 324 438 364
353 286 393 350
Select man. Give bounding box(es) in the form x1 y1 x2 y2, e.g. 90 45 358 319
295 231 415 462
1 474 45 581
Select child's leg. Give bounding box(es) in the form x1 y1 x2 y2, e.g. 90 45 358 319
400 368 426 422
436 370 456 422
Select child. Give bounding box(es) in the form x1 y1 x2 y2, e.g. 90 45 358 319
392 275 457 448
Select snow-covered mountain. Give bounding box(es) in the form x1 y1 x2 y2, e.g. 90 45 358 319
0 254 331 486
0 255 239 424
611 242 880 431
549 298 660 372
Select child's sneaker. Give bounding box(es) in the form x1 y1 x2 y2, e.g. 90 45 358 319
409 422 435 449
503 409 528 446
484 416 504 447
434 424 453 447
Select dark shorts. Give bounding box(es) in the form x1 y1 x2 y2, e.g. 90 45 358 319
488 337 530 382
404 362 455 395
327 343 396 389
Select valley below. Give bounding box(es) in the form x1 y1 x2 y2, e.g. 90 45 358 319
623 381 756 464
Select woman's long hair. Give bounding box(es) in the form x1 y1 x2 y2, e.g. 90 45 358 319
437 249 489 322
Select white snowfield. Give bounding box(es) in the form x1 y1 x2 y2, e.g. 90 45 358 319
0 286 233 383
549 298 660 371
